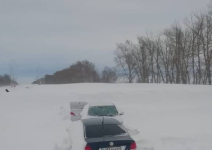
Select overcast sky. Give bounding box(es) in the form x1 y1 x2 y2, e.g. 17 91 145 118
0 0 210 84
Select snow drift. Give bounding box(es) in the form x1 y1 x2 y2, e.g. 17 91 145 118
0 83 212 150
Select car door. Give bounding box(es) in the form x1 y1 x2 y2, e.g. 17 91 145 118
70 102 87 121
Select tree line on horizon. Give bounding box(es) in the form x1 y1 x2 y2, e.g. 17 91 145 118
0 74 17 87
32 60 117 84
114 2 212 85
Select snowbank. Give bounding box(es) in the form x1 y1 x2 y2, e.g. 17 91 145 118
68 121 86 150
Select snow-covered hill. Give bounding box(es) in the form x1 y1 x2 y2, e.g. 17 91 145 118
0 83 212 150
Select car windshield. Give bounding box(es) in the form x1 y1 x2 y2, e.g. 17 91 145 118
85 124 127 138
88 106 118 116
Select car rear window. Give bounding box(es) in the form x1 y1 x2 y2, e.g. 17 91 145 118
88 106 118 116
85 124 127 138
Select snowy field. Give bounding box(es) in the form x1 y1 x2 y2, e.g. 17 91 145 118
0 83 212 150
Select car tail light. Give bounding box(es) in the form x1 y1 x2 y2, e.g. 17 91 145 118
70 112 75 116
85 145 92 150
130 142 136 150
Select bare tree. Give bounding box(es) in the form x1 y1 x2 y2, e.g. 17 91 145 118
101 66 117 83
115 41 136 83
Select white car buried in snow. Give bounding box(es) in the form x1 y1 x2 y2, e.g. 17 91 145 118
70 102 124 123
81 102 124 123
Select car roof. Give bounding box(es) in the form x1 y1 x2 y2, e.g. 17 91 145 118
89 102 114 106
82 117 121 126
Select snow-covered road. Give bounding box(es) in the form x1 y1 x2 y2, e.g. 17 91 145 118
0 83 212 150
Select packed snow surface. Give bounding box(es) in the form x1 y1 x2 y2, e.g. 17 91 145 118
0 83 212 150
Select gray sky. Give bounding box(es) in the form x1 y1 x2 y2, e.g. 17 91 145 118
0 0 210 84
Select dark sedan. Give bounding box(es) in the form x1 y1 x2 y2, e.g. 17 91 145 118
82 117 136 150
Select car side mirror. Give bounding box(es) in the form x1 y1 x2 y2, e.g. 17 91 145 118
119 111 124 115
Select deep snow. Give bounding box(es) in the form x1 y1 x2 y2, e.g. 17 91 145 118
0 83 212 150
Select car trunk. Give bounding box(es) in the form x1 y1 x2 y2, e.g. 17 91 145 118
86 136 133 150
